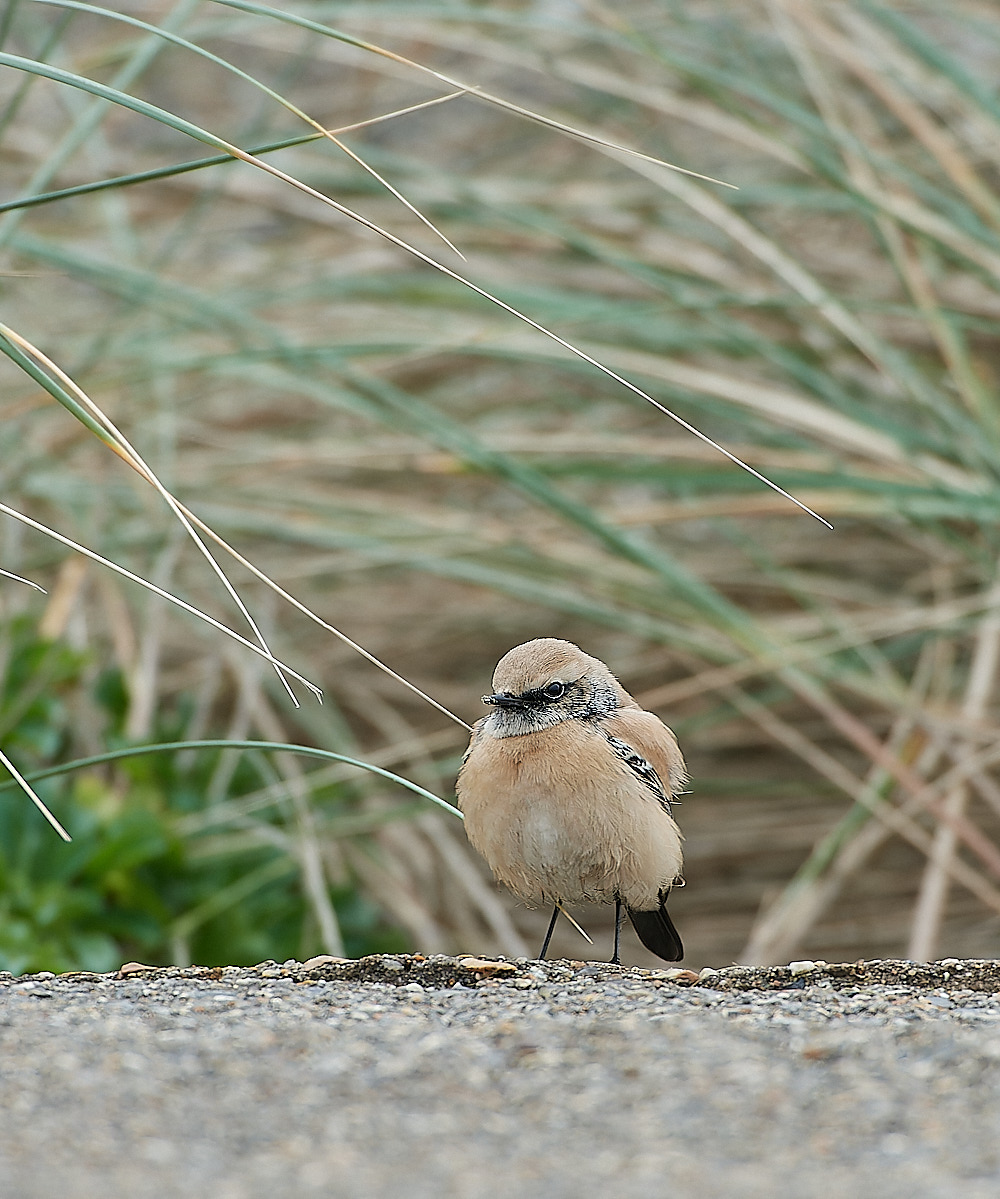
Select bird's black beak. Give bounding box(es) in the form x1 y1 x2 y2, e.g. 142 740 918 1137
483 692 527 709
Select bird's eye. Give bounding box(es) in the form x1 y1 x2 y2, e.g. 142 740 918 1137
542 681 565 700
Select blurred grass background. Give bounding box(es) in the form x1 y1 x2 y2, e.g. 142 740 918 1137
3 0 1000 972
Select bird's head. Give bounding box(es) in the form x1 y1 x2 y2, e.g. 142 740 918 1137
481 638 631 738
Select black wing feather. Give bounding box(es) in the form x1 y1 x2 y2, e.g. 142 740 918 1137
600 730 683 961
600 731 673 815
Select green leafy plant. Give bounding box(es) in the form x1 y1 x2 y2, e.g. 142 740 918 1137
0 618 417 972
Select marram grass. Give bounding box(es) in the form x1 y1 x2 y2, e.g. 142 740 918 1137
2 0 1000 967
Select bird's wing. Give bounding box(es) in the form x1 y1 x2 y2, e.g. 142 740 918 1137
600 709 687 805
600 729 672 813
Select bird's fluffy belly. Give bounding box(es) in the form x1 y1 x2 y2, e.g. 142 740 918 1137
458 724 681 907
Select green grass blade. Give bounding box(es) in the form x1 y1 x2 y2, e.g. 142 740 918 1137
0 133 322 214
0 740 463 819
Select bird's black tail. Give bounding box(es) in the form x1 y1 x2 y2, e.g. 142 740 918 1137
627 901 683 962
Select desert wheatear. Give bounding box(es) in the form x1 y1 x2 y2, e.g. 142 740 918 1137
457 638 685 963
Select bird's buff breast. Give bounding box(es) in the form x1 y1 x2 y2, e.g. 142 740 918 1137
457 722 680 907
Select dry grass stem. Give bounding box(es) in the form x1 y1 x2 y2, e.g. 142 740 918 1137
7 0 1000 964
0 746 71 841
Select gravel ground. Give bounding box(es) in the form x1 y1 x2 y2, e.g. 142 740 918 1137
3 954 1000 1199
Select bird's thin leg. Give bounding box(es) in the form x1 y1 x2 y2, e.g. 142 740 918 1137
611 895 624 966
539 903 560 960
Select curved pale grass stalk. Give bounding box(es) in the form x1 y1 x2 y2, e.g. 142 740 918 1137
0 568 45 592
638 588 1000 731
3 338 479 736
2 325 473 731
0 52 831 526
492 333 980 491
251 686 344 957
321 131 466 260
779 663 1000 879
908 586 1000 961
354 17 801 175
781 3 1000 263
0 501 321 697
0 0 204 253
824 6 1000 231
326 94 466 138
553 58 809 171
178 728 462 834
1 323 302 706
17 741 462 818
176 503 473 733
0 746 71 841
740 698 930 965
0 569 67 839
724 680 1000 965
744 722 1000 964
668 603 1000 906
213 0 737 189
0 92 466 216
770 0 994 421
592 133 951 421
33 0 466 259
206 156 829 527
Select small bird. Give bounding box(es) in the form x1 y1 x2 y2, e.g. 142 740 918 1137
456 638 686 964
